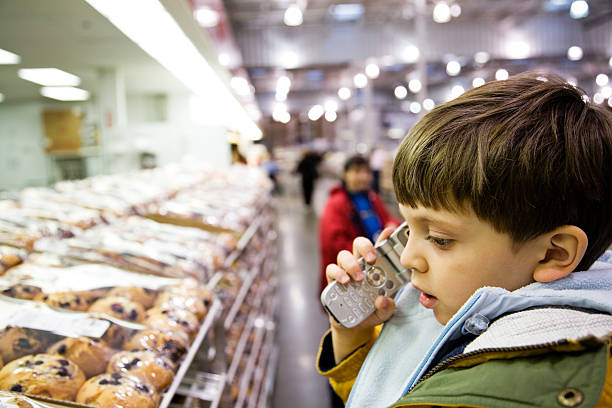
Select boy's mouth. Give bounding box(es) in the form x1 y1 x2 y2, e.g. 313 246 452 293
413 284 437 309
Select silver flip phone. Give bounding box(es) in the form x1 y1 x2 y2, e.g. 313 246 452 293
321 222 410 328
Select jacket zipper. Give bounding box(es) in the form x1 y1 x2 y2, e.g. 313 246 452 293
408 339 570 392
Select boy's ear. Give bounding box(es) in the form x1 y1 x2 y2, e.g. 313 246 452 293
532 225 588 283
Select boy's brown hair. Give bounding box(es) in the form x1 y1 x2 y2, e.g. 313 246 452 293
393 72 612 270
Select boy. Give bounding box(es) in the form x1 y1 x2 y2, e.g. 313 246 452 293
317 72 612 407
319 155 400 296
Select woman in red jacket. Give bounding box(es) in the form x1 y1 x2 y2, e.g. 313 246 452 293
319 155 400 296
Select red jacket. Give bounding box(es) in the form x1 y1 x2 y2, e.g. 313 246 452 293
318 184 400 295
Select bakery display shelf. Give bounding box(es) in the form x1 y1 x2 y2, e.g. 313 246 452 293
257 342 279 408
222 248 267 330
246 321 275 408
223 218 262 269
225 280 267 384
252 282 279 408
234 280 277 408
175 372 226 408
158 298 222 408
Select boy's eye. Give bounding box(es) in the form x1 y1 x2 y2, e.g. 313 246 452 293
427 236 452 248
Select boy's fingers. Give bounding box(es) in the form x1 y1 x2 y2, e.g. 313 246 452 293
362 296 395 326
352 237 376 264
337 250 365 281
325 263 350 285
375 227 395 245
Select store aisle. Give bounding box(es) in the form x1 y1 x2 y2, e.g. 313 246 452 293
272 193 332 408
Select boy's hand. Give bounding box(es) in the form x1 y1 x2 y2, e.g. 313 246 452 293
324 227 397 363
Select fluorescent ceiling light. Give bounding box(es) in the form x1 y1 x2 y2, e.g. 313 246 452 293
195 7 219 27
324 110 337 122
0 48 21 64
394 85 407 100
18 68 80 86
329 3 364 22
569 0 588 19
40 86 90 101
338 87 351 100
284 4 303 26
433 2 451 23
567 46 583 61
84 0 261 140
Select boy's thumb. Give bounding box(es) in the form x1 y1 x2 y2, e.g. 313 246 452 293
375 297 395 323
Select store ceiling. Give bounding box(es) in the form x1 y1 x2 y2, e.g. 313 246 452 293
221 0 612 115
0 0 189 103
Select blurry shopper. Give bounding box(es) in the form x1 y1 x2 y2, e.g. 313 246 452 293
369 147 389 193
295 151 322 207
318 155 400 296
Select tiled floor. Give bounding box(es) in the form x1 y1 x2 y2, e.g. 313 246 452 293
271 190 333 408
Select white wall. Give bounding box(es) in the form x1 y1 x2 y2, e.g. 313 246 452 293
0 92 231 191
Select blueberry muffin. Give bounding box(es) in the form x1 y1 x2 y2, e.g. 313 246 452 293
76 373 158 408
0 354 85 401
0 327 49 363
122 329 188 365
33 292 90 312
47 337 115 378
1 284 42 300
107 287 157 309
143 307 200 339
154 292 208 320
107 350 174 390
88 297 145 323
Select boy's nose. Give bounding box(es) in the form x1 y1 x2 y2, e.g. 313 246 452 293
400 243 427 274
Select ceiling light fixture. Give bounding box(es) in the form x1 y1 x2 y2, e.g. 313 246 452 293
408 78 422 93
218 53 231 66
284 4 303 26
394 85 408 99
195 7 219 27
433 2 451 23
593 93 604 104
325 110 337 122
600 86 612 99
567 46 583 61
18 68 81 86
365 63 380 79
450 85 465 99
569 0 589 19
83 0 261 140
324 99 339 112
474 51 490 65
353 73 368 88
450 4 461 17
595 73 609 87
423 98 434 111
40 86 90 101
338 87 352 100
329 3 364 22
495 69 509 81
402 45 420 63
506 40 530 59
0 48 21 65
472 77 485 88
308 104 324 121
409 101 422 114
446 60 461 76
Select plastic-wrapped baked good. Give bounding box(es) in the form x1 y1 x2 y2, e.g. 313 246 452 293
0 391 39 408
154 292 207 320
107 350 174 390
143 308 200 339
0 327 49 363
88 297 145 323
33 292 90 312
0 354 85 401
1 284 42 300
122 329 187 365
76 372 158 408
107 286 157 309
47 337 115 378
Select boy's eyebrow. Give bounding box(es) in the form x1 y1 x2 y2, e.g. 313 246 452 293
412 215 466 231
